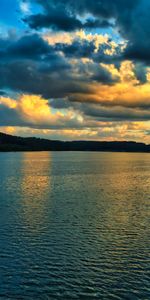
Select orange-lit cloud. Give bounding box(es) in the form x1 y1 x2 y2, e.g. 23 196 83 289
0 94 84 128
0 31 150 143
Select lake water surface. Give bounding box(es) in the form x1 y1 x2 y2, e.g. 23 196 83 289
0 152 150 299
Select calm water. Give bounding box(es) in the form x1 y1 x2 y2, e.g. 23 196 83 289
0 152 150 300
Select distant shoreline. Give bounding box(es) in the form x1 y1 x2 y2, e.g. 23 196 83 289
0 132 150 153
0 150 150 154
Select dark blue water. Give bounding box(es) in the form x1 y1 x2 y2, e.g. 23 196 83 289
0 152 149 300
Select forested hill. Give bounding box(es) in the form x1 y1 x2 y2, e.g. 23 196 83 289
0 132 150 152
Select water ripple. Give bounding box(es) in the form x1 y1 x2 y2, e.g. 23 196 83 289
0 152 150 299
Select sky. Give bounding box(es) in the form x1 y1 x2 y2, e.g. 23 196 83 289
0 0 150 142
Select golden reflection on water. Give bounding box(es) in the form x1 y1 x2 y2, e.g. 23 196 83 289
87 153 150 264
102 153 150 231
20 152 52 232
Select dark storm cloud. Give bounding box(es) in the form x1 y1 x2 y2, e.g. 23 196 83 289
0 57 118 96
84 18 113 29
25 0 139 30
0 30 121 66
83 62 120 84
133 64 147 84
0 57 96 98
0 34 52 61
23 9 83 31
79 103 150 122
91 68 118 84
0 33 86 97
24 13 113 31
0 31 119 97
55 40 96 58
25 0 139 32
25 0 150 65
7 34 51 59
124 43 150 64
23 1 114 31
120 0 150 64
54 38 123 68
68 93 150 110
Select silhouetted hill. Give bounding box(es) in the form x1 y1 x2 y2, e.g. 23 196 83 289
0 132 150 152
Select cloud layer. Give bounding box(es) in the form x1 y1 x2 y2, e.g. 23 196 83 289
0 0 150 142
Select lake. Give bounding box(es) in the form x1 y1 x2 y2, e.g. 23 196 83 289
0 152 149 299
